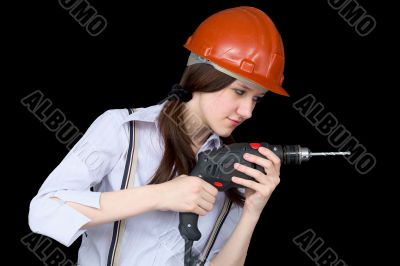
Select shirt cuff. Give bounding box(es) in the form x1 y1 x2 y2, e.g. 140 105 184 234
54 190 101 209
29 198 93 247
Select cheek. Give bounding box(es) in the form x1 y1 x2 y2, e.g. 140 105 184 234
204 97 231 118
200 91 236 121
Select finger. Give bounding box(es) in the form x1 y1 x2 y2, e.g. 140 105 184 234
242 152 274 171
191 176 218 196
258 147 281 165
231 176 263 191
197 197 214 212
195 206 208 216
202 181 219 197
201 189 216 205
234 162 267 184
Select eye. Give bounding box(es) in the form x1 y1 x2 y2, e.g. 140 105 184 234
234 89 264 103
253 96 264 103
234 89 245 95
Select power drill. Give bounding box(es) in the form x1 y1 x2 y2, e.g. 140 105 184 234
179 142 350 266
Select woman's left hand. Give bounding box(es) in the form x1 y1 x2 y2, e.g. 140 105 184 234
231 146 281 219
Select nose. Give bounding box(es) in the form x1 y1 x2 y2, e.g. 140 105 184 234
237 98 254 120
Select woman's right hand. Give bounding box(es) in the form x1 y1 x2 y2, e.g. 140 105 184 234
156 175 218 216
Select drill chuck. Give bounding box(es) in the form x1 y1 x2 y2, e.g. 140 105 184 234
279 145 311 164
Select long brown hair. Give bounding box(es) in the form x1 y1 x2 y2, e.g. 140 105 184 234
148 64 244 207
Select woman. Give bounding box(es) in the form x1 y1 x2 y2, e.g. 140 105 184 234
29 6 289 266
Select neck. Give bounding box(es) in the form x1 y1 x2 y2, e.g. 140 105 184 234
191 132 212 154
181 101 212 154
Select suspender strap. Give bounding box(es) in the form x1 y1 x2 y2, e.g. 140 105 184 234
107 108 138 266
195 197 232 265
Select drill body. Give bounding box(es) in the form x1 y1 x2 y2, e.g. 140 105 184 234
179 142 305 243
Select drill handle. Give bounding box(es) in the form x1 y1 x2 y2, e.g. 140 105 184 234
178 212 201 241
178 165 204 242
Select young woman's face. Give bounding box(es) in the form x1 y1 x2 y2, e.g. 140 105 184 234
190 80 266 137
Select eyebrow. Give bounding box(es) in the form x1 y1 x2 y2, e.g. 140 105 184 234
240 84 266 97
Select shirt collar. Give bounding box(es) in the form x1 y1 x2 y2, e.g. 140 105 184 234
196 133 222 160
122 102 166 125
122 102 223 151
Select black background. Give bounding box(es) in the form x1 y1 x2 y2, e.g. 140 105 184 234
10 0 391 265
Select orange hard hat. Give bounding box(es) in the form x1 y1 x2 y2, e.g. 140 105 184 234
184 6 288 96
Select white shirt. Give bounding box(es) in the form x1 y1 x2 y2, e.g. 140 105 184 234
29 103 242 266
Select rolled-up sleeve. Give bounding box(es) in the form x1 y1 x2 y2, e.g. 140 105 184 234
28 110 128 246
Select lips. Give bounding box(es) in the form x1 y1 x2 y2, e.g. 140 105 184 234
228 118 240 126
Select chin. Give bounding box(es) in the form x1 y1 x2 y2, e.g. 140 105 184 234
214 127 234 138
